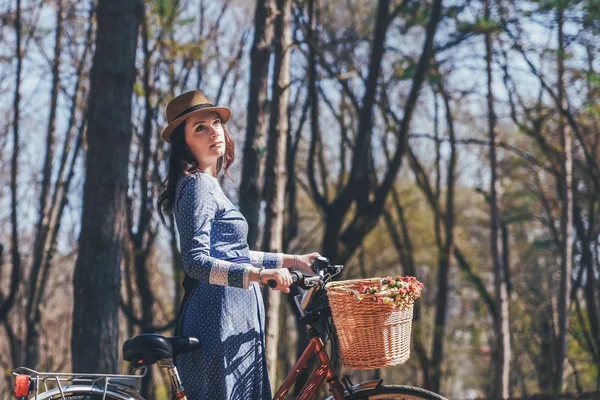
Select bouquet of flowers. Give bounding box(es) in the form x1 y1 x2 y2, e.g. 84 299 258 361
354 275 424 309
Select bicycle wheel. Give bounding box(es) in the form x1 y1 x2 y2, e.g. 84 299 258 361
344 384 448 400
54 396 116 400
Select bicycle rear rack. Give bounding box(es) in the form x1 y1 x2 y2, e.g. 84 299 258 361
12 366 146 400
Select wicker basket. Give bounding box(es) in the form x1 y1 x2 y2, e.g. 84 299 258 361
325 278 414 370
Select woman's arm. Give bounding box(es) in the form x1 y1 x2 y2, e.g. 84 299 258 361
177 174 258 289
176 174 295 291
249 251 320 274
248 250 284 269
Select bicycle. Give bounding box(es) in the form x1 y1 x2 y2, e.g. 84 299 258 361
12 257 448 400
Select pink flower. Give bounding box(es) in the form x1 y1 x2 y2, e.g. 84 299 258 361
360 275 425 308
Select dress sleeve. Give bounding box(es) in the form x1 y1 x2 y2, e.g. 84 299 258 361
176 174 251 289
248 250 284 269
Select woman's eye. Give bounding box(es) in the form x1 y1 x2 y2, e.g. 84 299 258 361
214 120 221 126
196 125 204 131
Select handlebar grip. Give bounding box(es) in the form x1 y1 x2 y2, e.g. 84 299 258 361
267 270 302 288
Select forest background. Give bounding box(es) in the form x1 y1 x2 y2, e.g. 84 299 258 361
0 0 599 399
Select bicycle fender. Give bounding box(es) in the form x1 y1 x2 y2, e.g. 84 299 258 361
28 384 145 400
322 379 382 400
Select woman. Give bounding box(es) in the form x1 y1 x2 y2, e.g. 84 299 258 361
157 90 318 400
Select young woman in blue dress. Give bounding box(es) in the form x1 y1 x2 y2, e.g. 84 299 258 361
157 90 319 399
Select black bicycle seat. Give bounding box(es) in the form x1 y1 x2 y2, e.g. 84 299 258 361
122 334 200 366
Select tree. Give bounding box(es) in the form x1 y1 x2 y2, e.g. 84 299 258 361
303 0 443 267
484 0 510 396
25 0 65 368
239 0 276 249
261 0 292 390
72 0 140 373
428 83 457 394
554 2 574 393
0 0 23 327
395 81 458 393
288 0 443 388
1 0 93 376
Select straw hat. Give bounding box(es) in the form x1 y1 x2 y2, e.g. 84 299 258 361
161 90 232 143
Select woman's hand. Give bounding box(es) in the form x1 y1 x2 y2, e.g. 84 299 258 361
259 268 293 293
295 252 321 275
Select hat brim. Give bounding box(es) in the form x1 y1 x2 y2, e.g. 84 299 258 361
161 106 232 143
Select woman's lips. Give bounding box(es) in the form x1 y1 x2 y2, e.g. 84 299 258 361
210 141 223 148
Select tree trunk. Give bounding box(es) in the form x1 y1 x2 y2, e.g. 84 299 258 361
581 45 600 389
293 0 330 389
485 0 511 397
554 4 573 393
573 203 600 387
38 7 94 319
430 84 456 394
72 0 140 373
133 7 156 396
383 188 431 387
168 212 184 318
306 0 327 215
283 96 305 250
239 0 275 248
25 0 65 368
281 96 306 393
261 0 291 391
0 0 23 324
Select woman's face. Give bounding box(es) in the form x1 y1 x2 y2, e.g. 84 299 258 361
184 111 226 169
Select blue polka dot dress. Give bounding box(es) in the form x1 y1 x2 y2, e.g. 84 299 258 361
173 172 282 400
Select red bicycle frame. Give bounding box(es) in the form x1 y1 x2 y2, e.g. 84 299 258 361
273 335 345 400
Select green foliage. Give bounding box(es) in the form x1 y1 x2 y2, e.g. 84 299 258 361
531 238 554 250
427 70 443 86
501 172 539 224
152 0 174 18
584 0 600 22
568 307 600 389
457 17 503 35
444 5 466 19
133 82 145 97
398 2 433 31
406 2 430 23
533 0 574 12
585 71 600 87
392 60 418 80
583 102 600 120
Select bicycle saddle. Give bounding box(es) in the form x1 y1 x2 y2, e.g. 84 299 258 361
122 334 200 366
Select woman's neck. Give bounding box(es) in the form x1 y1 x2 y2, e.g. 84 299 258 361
199 163 217 178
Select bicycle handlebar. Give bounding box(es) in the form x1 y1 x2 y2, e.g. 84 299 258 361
267 270 303 288
266 256 343 289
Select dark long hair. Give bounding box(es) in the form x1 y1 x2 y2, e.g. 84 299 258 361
157 119 235 224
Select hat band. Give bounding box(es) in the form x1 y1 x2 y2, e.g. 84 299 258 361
173 103 215 121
